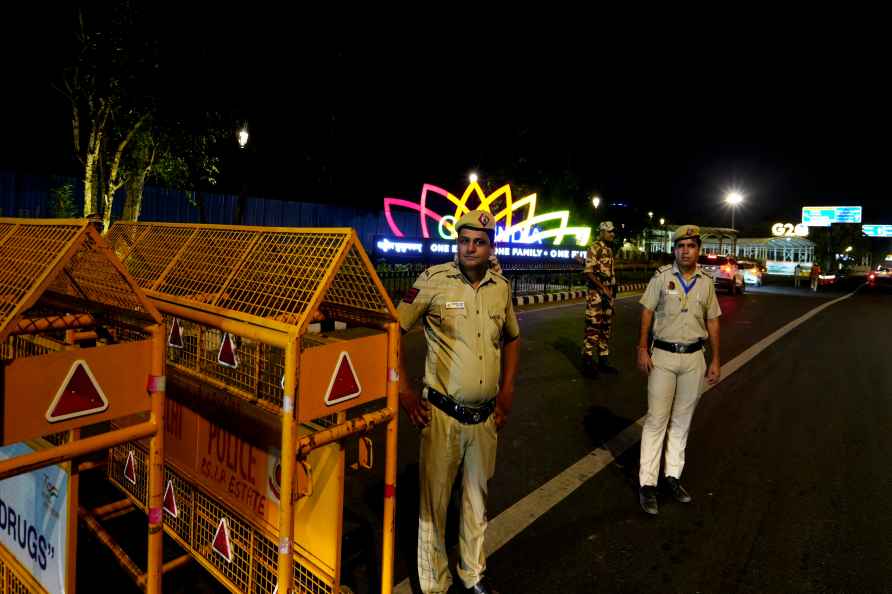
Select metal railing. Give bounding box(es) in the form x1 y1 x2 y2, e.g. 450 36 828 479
375 261 659 302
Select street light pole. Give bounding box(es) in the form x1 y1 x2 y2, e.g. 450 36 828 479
235 125 249 225
725 191 743 231
725 191 744 256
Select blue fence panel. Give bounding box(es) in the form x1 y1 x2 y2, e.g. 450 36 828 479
0 170 430 254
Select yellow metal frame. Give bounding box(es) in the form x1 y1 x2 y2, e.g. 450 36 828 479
107 438 339 594
0 543 48 594
0 218 166 594
0 218 161 341
108 221 401 594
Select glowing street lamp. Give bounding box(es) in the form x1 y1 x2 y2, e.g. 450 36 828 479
845 246 853 253
469 172 478 184
725 190 744 230
237 126 249 149
648 211 653 219
592 195 601 209
659 217 665 226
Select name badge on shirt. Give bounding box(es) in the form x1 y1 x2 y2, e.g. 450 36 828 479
445 301 465 310
664 290 679 295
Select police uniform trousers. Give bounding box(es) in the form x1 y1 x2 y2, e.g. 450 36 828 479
639 348 707 487
418 405 498 593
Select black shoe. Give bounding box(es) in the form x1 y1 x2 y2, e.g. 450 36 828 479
582 356 599 378
639 485 659 515
664 476 692 503
598 356 619 374
465 578 500 594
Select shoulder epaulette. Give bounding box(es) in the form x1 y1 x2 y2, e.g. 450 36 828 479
425 262 455 277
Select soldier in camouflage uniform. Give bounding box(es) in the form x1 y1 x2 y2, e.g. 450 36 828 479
583 221 618 376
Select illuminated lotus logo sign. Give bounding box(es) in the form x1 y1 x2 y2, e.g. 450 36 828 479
384 182 592 246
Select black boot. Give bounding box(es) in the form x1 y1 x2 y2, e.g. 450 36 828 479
598 356 619 374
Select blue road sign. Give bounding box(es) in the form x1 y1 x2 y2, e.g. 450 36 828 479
862 225 892 237
802 206 862 226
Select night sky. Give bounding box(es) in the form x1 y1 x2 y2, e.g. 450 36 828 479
3 6 890 235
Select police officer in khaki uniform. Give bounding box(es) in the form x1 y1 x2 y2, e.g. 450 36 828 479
398 209 521 594
636 225 721 515
583 221 618 376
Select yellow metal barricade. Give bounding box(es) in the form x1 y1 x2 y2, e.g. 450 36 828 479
106 222 400 594
0 218 166 594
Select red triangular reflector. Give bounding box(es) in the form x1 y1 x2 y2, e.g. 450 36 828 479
163 480 178 518
217 333 238 368
324 351 362 406
212 517 233 562
123 450 137 485
46 360 109 423
168 318 184 349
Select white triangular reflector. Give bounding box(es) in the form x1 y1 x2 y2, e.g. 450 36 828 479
163 480 178 518
212 517 233 563
45 360 109 423
324 351 362 406
123 450 137 485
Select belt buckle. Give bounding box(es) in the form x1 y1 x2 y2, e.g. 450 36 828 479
678 343 687 353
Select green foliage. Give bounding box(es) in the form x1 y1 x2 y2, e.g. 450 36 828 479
148 112 225 192
48 183 78 218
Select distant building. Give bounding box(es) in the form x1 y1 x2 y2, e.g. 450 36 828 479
644 226 815 275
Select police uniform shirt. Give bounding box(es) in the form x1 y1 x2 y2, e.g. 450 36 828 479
397 261 520 404
640 263 721 344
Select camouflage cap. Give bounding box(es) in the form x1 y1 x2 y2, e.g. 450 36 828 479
599 221 615 232
673 224 701 242
455 209 495 233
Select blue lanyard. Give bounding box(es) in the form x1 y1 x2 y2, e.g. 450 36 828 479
674 272 697 295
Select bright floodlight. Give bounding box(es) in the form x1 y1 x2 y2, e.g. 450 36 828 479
237 127 249 148
469 172 478 184
725 191 744 206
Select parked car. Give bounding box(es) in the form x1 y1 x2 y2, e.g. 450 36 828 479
868 265 892 289
698 254 746 295
737 259 764 286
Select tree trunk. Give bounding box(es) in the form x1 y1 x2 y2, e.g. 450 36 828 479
196 191 207 224
102 189 114 233
83 152 97 216
82 102 108 217
122 169 147 221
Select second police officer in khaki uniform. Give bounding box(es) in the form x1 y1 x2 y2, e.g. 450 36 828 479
397 210 521 594
583 221 618 376
636 225 721 515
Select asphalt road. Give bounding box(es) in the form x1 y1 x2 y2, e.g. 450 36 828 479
75 278 892 594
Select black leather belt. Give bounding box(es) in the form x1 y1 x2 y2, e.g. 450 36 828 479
653 339 704 354
426 388 495 425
